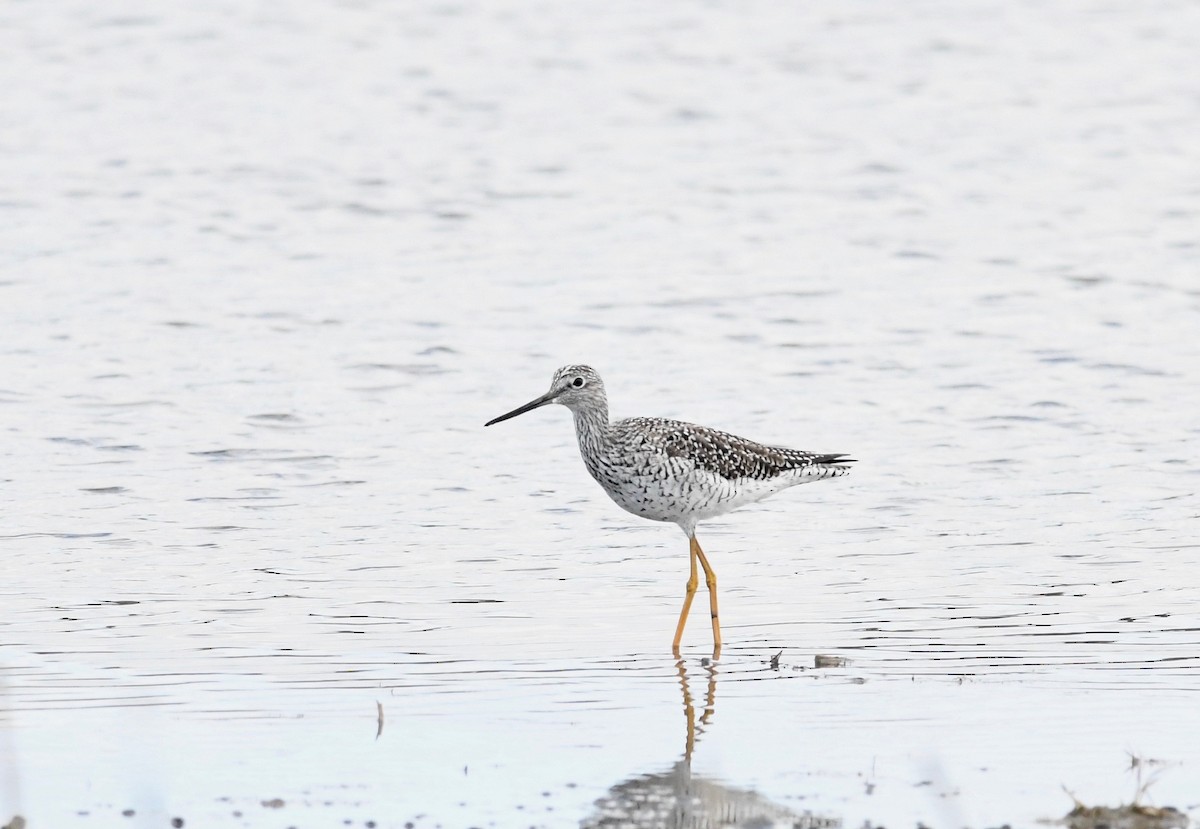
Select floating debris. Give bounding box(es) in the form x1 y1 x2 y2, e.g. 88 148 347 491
1063 802 1187 829
1062 754 1188 829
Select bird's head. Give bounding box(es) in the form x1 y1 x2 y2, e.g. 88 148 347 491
485 364 606 426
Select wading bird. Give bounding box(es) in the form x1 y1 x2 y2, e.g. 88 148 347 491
485 365 854 657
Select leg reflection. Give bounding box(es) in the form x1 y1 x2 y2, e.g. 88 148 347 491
582 656 837 828
676 656 718 763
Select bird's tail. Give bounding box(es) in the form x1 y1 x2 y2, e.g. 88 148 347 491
813 453 856 466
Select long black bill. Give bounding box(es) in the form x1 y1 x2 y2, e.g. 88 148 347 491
484 391 557 427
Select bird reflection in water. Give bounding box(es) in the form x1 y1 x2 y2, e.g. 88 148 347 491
581 659 839 829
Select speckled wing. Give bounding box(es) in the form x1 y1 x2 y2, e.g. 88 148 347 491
628 417 854 482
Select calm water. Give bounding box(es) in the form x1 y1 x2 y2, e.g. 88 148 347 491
3 0 1199 827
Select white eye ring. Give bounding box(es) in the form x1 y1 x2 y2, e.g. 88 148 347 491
572 377 585 388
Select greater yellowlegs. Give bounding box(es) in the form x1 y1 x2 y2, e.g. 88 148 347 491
485 365 855 656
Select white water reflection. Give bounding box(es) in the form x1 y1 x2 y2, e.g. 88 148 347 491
3 0 1200 826
3 650 1198 827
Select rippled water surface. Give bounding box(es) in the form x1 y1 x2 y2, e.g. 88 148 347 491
3 1 1200 827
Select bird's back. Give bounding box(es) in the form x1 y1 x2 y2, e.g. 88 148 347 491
578 416 853 526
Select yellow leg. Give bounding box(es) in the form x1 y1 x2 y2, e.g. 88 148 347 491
693 538 721 658
672 541 700 655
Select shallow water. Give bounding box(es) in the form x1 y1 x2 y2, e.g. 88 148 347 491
3 0 1200 827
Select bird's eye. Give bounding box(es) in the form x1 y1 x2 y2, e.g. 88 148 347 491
572 377 585 388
